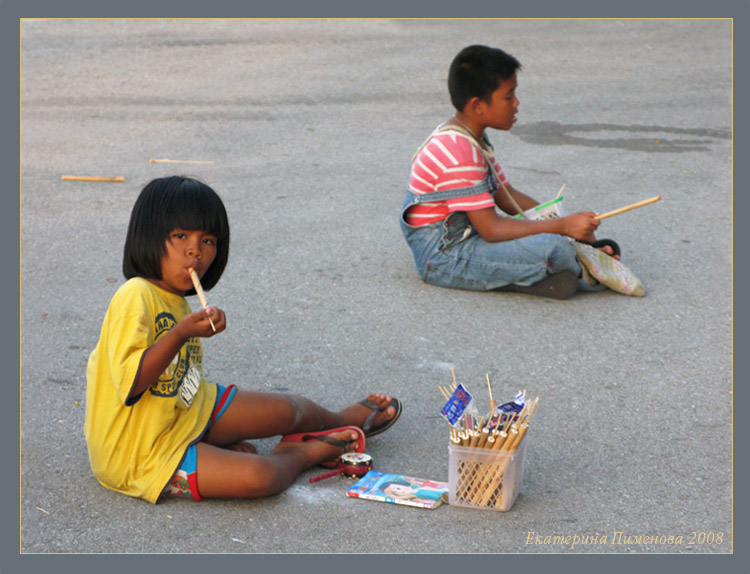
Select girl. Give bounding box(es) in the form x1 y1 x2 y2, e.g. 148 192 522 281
84 176 401 503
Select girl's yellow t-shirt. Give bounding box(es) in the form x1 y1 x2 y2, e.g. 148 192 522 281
84 277 218 503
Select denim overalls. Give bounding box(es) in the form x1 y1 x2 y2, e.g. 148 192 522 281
399 175 593 292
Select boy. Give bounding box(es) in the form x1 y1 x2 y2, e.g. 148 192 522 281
400 45 619 299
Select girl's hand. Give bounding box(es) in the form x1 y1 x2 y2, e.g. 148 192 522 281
130 306 226 399
559 212 600 243
178 306 226 338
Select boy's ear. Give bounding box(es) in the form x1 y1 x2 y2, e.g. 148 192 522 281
465 96 486 118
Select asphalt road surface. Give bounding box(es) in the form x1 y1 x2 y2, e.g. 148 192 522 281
20 18 732 556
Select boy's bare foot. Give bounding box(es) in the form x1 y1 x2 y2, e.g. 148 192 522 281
339 393 397 430
591 239 621 260
225 440 258 454
597 245 620 260
272 429 360 466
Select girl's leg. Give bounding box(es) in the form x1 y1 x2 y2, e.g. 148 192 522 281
195 428 360 499
203 390 396 448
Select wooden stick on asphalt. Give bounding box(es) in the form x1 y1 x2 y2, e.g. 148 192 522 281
150 158 215 165
61 175 124 182
188 268 216 332
595 196 661 220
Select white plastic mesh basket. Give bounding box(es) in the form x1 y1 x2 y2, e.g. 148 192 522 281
448 440 526 512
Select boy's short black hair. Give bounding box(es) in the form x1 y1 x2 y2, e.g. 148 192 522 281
122 176 230 293
448 45 522 111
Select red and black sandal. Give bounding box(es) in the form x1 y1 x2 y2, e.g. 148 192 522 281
280 426 366 469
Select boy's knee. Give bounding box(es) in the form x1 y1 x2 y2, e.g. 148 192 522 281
546 236 580 275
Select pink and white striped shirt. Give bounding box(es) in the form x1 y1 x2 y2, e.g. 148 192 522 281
405 130 509 226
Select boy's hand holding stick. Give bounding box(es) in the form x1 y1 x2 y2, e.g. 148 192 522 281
188 268 217 332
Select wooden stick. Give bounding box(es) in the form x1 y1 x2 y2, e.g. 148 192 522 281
496 428 513 451
448 417 460 444
459 430 469 447
188 268 216 332
515 402 529 423
524 397 540 424
555 183 566 199
470 395 538 508
473 439 507 504
595 196 661 220
476 426 490 449
477 427 521 506
61 175 124 182
486 374 497 412
501 427 521 451
468 429 481 448
468 416 484 448
511 423 530 450
150 158 215 164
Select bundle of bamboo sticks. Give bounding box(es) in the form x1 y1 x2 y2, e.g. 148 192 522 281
440 371 539 510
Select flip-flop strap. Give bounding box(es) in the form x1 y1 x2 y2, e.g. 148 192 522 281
301 434 350 449
358 399 382 432
359 399 380 411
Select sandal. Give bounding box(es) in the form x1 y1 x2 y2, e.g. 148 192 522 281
359 397 402 438
280 426 366 468
496 270 578 300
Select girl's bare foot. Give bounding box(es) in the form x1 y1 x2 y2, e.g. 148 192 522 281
272 429 361 467
339 393 397 429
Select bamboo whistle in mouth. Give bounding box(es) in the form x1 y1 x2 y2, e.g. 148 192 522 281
188 268 217 332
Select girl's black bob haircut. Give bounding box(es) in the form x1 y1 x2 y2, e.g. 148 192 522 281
448 45 522 111
122 176 230 294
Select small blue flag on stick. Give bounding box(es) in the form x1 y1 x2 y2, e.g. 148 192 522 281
440 384 473 426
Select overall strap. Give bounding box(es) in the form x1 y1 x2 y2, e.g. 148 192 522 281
400 175 496 227
405 175 497 206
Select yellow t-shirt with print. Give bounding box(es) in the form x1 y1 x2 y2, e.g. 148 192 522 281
84 277 218 504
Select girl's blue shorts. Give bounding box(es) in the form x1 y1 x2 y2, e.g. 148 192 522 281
162 383 237 501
